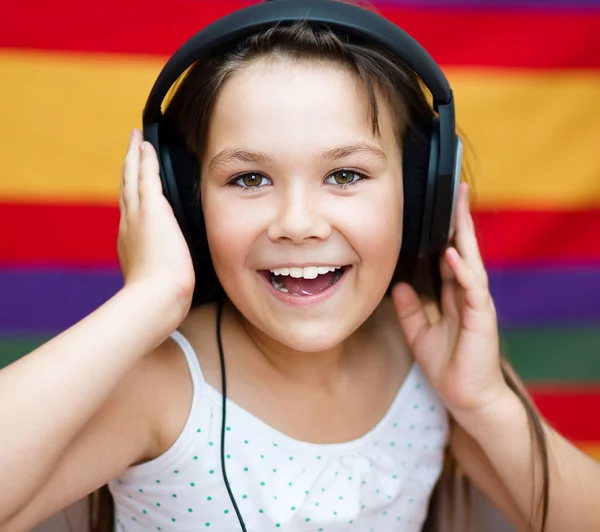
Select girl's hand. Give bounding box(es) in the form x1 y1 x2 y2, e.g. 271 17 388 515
392 183 508 422
117 129 195 310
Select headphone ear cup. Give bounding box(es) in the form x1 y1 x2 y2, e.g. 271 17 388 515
391 117 434 284
157 123 224 305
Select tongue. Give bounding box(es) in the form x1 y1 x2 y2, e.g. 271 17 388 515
280 271 336 295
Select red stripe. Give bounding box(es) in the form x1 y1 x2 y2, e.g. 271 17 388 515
1 203 600 267
474 209 600 267
529 387 600 442
1 1 599 68
0 203 120 266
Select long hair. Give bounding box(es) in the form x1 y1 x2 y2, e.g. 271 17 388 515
89 15 549 532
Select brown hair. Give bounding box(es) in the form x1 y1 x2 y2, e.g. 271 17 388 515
89 15 549 532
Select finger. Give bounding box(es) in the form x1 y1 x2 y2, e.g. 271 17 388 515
445 247 490 311
438 248 466 323
118 164 127 228
122 129 141 212
454 183 480 265
440 279 461 323
439 259 461 322
454 183 487 283
119 170 126 214
391 282 431 349
439 250 455 284
119 132 129 214
138 141 163 202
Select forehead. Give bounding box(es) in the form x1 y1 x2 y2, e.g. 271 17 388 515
204 58 397 158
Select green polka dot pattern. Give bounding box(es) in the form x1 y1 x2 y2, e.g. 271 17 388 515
107 331 448 530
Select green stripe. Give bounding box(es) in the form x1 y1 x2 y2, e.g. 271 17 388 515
2 328 600 381
502 327 600 381
0 336 49 368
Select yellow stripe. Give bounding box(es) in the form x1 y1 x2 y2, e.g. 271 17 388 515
451 68 600 208
1 50 599 207
0 50 159 204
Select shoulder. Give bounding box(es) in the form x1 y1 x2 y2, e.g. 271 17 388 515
177 301 219 347
176 302 225 388
113 334 194 463
139 303 220 460
116 313 216 465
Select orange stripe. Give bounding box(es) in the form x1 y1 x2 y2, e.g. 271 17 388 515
578 443 600 461
1 50 599 207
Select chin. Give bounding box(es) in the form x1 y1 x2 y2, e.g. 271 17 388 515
267 319 359 353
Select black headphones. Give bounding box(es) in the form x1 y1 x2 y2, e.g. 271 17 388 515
142 0 462 305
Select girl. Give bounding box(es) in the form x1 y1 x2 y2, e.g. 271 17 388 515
1 7 599 532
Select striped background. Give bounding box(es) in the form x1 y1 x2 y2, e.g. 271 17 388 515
1 0 599 460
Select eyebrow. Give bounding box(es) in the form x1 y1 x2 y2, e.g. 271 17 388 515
318 142 387 163
208 141 387 172
208 149 274 172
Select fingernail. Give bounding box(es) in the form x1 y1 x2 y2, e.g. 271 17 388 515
139 141 146 152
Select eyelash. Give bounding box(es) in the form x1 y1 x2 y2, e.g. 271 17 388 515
227 169 370 192
227 173 271 192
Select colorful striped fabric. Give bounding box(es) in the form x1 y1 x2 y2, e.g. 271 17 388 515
1 0 599 463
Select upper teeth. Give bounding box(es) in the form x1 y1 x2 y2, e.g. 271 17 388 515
269 266 340 279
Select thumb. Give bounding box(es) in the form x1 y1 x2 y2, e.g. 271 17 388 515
391 282 430 349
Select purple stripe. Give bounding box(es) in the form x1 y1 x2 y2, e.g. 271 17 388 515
0 266 599 333
0 269 123 333
489 266 600 326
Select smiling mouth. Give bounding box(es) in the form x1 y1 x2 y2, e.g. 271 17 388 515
259 266 349 296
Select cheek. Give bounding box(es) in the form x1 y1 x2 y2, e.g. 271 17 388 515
202 191 263 280
333 182 403 269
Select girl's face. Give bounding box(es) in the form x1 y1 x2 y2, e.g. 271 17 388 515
201 59 404 352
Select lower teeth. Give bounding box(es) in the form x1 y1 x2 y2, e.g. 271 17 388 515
271 276 288 292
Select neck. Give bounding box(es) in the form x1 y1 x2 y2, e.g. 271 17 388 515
227 302 377 390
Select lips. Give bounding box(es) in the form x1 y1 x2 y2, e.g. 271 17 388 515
258 265 350 298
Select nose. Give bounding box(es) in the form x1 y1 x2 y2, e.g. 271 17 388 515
267 185 331 244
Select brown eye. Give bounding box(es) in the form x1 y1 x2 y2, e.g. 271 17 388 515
242 174 262 186
326 170 363 186
233 173 270 188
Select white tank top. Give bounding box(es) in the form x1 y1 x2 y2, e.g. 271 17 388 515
108 330 449 531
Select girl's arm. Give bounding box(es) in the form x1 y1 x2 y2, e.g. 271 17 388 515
447 419 531 531
0 284 184 527
0 131 194 525
392 182 600 531
454 387 600 531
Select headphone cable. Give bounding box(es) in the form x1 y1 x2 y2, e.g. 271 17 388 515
217 299 248 532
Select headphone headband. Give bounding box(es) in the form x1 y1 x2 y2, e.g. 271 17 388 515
143 0 453 120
